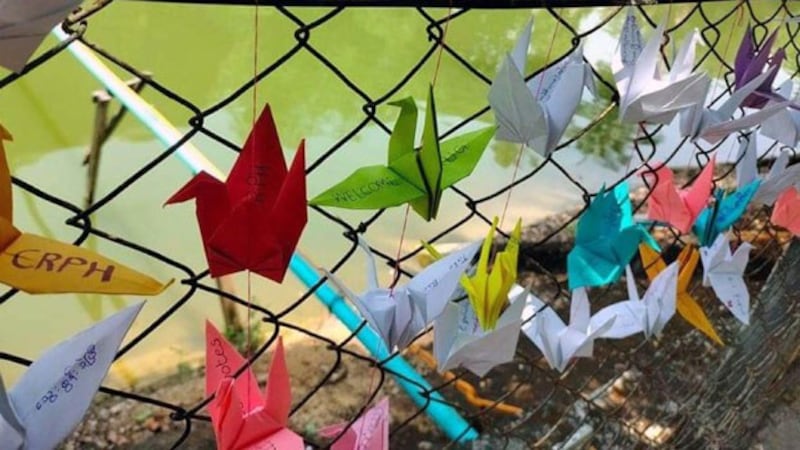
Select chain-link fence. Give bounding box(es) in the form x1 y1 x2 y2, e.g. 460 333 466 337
2 0 800 448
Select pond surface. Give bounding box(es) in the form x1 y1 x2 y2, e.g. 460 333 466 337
0 1 785 385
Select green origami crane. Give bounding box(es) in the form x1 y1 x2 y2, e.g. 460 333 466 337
310 86 496 221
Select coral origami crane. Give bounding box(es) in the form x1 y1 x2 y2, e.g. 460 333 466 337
522 287 615 373
205 322 304 450
0 127 169 294
699 234 752 325
488 19 595 157
590 264 678 339
0 302 144 450
0 0 83 72
166 104 307 283
642 158 715 234
310 86 495 221
640 244 724 345
734 27 787 109
319 398 389 450
771 187 800 235
324 235 480 351
567 181 658 290
612 9 711 125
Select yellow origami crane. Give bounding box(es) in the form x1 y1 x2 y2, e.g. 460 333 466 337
639 244 723 345
460 217 521 331
0 126 171 295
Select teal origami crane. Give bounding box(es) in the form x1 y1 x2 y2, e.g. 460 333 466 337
693 180 761 246
567 181 658 290
310 86 496 221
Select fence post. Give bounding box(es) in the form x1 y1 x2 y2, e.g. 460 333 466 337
672 238 800 447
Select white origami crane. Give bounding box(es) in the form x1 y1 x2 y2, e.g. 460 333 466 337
760 80 800 146
488 19 595 157
679 67 790 144
700 234 753 325
590 263 679 340
521 286 615 373
0 302 143 450
325 236 480 352
0 0 83 72
735 135 800 206
612 9 711 125
433 287 526 377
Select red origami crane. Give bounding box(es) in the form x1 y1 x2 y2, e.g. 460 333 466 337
166 105 306 282
206 321 304 450
642 157 716 234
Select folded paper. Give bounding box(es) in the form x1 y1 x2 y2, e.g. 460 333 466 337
434 288 526 377
612 10 711 125
205 322 303 450
760 80 800 146
699 234 752 325
771 186 800 235
679 67 790 144
693 181 761 247
166 104 307 283
0 128 169 295
735 136 800 206
640 244 723 345
734 27 786 109
567 181 658 290
325 236 480 351
319 398 389 450
310 86 495 221
591 264 678 339
460 217 521 331
521 287 615 373
488 19 595 157
642 158 715 233
0 0 83 72
0 302 143 450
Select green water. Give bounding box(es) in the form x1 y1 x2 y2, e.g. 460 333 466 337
0 1 785 385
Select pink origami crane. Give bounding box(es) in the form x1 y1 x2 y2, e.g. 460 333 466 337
642 158 716 233
205 322 304 450
320 398 389 450
771 186 800 235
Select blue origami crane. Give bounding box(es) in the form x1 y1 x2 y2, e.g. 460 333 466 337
693 180 761 247
567 181 658 290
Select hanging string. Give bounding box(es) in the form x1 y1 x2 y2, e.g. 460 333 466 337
500 14 562 229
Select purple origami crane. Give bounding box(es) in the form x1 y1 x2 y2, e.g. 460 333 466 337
734 26 786 109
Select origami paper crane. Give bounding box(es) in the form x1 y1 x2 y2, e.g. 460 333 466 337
488 19 595 157
693 180 761 247
734 27 787 109
771 186 800 235
205 322 303 450
521 287 615 373
0 0 83 72
320 398 389 450
324 236 480 351
0 302 143 450
642 158 715 234
0 128 169 295
433 287 526 377
760 80 800 146
699 234 752 325
612 9 711 125
735 136 800 206
310 86 495 221
460 217 521 331
640 244 724 345
567 181 658 290
679 67 790 144
166 104 306 283
590 263 678 340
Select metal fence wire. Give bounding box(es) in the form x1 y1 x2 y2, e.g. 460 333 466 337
3 0 800 448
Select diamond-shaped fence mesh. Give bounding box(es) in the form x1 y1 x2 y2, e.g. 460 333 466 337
2 0 800 448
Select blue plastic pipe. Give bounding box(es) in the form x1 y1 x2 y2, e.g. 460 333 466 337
52 28 478 442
